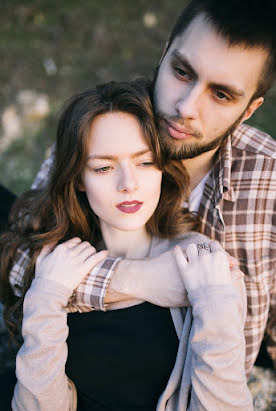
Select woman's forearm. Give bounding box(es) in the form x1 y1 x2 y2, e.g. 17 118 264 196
171 242 253 410
188 282 253 410
12 278 75 411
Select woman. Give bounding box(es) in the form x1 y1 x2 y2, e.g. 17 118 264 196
0 79 252 410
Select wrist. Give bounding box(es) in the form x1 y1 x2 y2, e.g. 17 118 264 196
25 277 72 309
105 258 148 303
105 249 189 307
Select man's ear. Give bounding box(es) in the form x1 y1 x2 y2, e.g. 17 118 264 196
241 97 264 123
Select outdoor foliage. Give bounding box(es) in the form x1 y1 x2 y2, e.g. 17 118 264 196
1 0 275 194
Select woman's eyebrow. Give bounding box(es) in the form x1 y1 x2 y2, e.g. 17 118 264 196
87 149 152 160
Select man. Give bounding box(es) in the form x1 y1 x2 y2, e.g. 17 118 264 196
10 0 276 377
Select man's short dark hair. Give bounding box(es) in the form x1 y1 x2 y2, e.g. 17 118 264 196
165 0 276 98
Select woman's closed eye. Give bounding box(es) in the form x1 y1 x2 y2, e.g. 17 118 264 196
94 165 113 173
138 160 154 167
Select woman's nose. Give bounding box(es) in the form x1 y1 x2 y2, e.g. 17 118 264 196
117 165 138 193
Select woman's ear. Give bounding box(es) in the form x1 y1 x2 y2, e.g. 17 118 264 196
76 178 85 192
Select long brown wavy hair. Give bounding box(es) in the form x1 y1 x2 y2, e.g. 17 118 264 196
0 78 198 342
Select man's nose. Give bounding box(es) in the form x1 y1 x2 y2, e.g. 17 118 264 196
175 84 201 120
117 164 138 193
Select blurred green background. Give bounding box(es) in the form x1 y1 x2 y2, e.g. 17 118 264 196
1 0 275 195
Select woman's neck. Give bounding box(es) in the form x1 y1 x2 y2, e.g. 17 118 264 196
100 222 152 259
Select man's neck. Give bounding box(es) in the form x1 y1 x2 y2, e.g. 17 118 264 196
182 147 219 190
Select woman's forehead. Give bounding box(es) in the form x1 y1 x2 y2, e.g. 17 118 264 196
87 111 151 157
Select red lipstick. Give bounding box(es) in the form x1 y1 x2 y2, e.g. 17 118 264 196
116 201 143 214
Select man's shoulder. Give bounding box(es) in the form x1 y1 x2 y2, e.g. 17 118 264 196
231 123 276 161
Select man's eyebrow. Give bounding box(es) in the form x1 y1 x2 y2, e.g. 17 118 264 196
87 149 152 160
171 49 245 98
209 82 245 98
171 50 198 79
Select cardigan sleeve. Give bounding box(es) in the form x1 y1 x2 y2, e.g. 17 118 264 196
12 278 76 411
187 279 253 410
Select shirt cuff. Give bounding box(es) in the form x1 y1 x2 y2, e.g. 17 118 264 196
68 256 122 312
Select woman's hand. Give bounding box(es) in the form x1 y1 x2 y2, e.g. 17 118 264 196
174 240 242 293
35 237 109 292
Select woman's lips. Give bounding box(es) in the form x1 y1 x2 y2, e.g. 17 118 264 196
166 120 195 140
116 201 143 214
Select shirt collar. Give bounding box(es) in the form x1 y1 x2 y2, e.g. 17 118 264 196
211 132 236 205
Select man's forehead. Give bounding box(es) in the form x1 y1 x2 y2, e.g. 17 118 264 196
169 13 268 62
160 17 268 102
171 14 217 48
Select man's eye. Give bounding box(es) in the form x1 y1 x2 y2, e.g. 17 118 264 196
215 91 230 101
173 66 191 80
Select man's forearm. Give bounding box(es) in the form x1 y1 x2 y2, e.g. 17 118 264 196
10 245 189 312
105 249 190 307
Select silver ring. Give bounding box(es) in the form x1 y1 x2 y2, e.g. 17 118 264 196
197 243 211 253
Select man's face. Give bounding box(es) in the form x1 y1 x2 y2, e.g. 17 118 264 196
153 14 266 159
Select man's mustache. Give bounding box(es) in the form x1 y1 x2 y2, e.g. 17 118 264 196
156 111 203 140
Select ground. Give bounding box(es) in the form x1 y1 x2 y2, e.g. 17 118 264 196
0 1 276 409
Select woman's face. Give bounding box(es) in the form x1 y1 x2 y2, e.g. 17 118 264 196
81 111 162 233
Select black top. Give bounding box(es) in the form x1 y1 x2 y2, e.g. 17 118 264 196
66 302 179 411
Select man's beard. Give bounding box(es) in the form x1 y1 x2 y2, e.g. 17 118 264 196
152 60 247 160
155 111 245 160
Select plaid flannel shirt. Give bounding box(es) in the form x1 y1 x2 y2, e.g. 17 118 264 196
9 123 276 375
